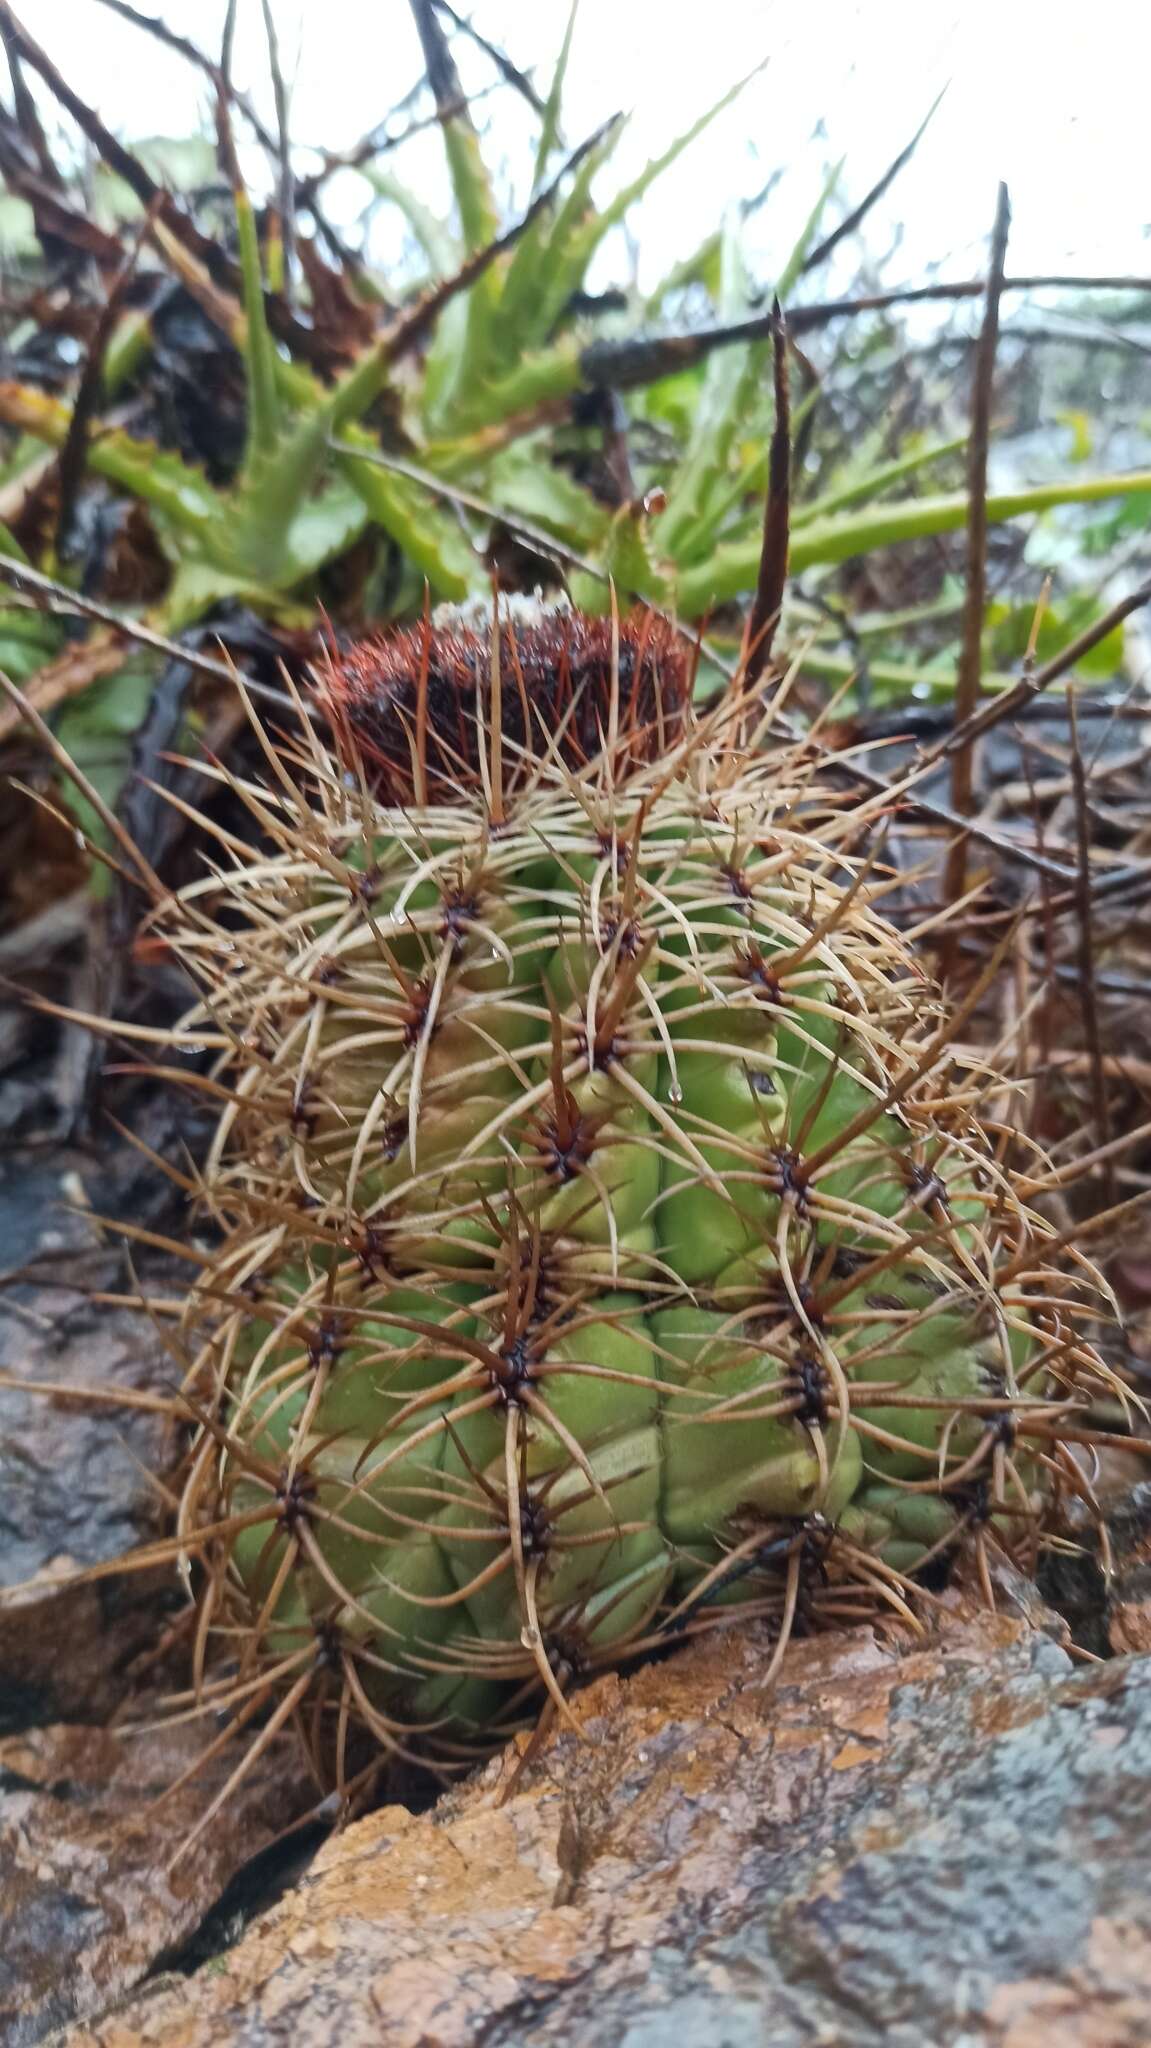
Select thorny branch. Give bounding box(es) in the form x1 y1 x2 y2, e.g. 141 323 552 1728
944 179 1011 917
743 305 791 690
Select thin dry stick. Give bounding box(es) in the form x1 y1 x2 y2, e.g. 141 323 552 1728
432 0 546 114
381 116 618 366
801 88 946 276
580 274 1151 391
259 0 296 296
0 15 60 182
0 666 165 897
936 574 1151 760
944 180 1011 921
93 0 444 253
409 0 470 121
55 204 157 559
296 91 485 205
0 0 328 369
215 0 240 188
0 553 307 718
743 305 791 691
0 0 174 212
1067 685 1115 1208
90 0 277 151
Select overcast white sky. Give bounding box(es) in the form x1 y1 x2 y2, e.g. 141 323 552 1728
27 0 1151 293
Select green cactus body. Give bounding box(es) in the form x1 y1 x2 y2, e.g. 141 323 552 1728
172 608 1103 1762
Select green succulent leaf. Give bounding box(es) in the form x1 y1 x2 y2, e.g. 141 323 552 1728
985 593 1125 682
365 168 459 276
449 344 585 432
655 161 837 564
55 656 160 862
0 608 63 681
492 119 626 371
337 449 475 599
793 435 968 525
0 383 221 537
484 442 610 550
163 559 285 629
569 504 672 612
234 186 281 466
531 0 579 192
536 65 765 349
643 227 724 315
792 647 1017 704
442 117 500 258
775 159 845 304
654 210 761 560
101 308 154 400
679 469 1151 612
0 517 29 565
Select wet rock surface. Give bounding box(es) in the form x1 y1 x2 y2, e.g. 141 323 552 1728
55 1609 1151 2048
1107 1483 1151 1657
0 1717 306 2047
0 1139 314 2048
0 1148 173 1548
0 1144 185 1727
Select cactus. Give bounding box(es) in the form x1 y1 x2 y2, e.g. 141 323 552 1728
158 598 1109 1779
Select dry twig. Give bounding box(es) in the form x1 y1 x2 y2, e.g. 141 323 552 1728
944 181 1011 920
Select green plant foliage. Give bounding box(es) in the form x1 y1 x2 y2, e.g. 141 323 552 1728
0 607 61 681
985 593 1126 682
54 658 159 865
2 1 1148 817
676 470 1151 615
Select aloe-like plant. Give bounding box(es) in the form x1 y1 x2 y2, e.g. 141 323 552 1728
2 4 1149 680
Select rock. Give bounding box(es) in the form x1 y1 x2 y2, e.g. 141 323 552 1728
0 1715 309 2047
0 1146 183 1728
1108 1483 1151 1656
54 1607 1151 2048
0 1140 317 2048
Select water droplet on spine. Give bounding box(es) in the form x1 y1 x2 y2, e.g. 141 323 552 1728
667 1081 683 1106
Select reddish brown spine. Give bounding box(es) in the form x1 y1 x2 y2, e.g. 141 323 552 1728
318 607 690 801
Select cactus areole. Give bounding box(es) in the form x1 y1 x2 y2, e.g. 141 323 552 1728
165 600 1105 1779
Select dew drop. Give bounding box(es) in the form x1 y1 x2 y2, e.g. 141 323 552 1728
667 1081 684 1106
